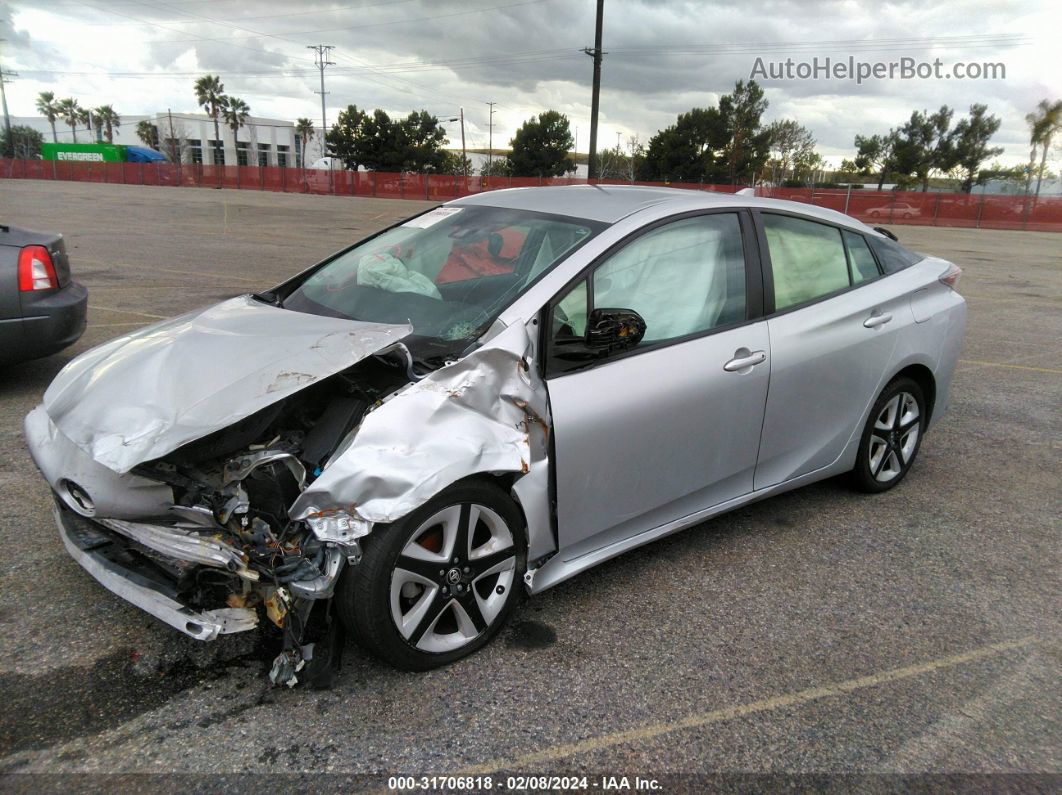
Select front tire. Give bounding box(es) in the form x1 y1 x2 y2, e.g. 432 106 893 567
850 377 925 493
336 480 525 670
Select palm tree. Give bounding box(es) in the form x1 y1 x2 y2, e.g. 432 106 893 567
77 107 96 142
194 74 226 165
221 96 251 164
95 105 121 144
36 92 61 143
136 119 159 149
1025 99 1062 200
57 98 81 143
294 117 315 168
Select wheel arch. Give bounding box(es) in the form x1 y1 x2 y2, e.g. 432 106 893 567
467 470 557 568
890 363 937 425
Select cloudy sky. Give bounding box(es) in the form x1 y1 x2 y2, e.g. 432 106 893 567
2 0 1058 165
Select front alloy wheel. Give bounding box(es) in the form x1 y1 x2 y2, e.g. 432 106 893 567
337 480 524 670
851 377 926 493
391 503 517 653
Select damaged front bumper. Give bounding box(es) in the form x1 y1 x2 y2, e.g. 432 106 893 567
54 502 258 641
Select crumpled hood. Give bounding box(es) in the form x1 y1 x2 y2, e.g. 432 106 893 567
42 295 411 473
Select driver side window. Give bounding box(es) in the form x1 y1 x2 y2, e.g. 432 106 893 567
550 213 747 349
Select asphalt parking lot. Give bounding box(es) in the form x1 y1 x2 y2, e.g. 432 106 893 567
0 180 1059 782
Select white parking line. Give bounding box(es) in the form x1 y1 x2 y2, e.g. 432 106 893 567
455 636 1039 774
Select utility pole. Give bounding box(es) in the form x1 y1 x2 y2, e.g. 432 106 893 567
460 107 467 177
0 39 17 158
308 44 335 180
167 108 182 181
486 101 497 174
584 0 605 181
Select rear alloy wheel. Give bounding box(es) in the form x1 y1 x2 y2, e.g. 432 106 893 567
851 377 925 493
337 481 524 670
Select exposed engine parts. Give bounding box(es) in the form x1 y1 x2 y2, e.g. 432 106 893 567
109 351 414 685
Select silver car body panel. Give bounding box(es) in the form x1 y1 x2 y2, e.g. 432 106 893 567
289 320 555 558
25 405 176 520
40 294 411 474
548 322 771 556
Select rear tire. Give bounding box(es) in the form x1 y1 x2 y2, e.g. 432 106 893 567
336 480 525 670
850 377 925 493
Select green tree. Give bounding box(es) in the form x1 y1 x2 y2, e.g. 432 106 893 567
400 109 451 172
836 158 861 182
194 74 226 164
765 119 815 182
77 106 95 141
1025 99 1062 199
57 98 81 143
441 151 473 176
479 158 511 178
1 125 43 158
853 132 898 190
326 105 370 170
639 107 727 182
294 117 315 168
327 106 454 172
949 104 1002 193
506 110 575 177
136 119 159 149
891 106 955 191
221 96 251 162
719 79 770 184
975 161 1026 193
94 105 120 144
36 91 60 143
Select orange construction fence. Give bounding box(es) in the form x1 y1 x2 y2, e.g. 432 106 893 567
2 158 1059 232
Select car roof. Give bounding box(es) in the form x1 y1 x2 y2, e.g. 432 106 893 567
450 184 877 234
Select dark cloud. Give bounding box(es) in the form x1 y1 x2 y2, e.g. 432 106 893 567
4 0 1052 161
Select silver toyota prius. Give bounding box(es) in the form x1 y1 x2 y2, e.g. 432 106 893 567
25 186 966 682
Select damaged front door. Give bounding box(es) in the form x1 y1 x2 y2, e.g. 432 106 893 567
544 212 770 559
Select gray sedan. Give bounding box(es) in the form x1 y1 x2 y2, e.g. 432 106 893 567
25 186 966 682
1 224 87 365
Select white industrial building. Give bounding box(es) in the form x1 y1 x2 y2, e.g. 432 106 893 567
10 111 326 167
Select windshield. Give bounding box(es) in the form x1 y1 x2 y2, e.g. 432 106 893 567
282 206 601 354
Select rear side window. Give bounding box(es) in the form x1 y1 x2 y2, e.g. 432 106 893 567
868 235 925 274
763 214 849 310
843 231 881 284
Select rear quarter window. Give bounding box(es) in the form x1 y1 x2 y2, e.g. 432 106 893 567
868 236 925 274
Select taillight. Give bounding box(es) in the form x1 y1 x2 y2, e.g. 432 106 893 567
939 263 962 291
18 245 59 292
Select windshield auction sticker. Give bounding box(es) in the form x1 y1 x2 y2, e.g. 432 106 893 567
402 207 463 228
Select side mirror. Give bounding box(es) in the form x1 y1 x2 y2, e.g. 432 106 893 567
586 307 646 352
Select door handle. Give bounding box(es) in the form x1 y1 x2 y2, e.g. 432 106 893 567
864 311 893 329
724 350 767 372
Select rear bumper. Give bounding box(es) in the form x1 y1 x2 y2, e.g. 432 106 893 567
54 501 258 641
1 281 88 363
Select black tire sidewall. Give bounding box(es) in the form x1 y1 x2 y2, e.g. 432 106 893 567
336 479 526 671
851 377 926 493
